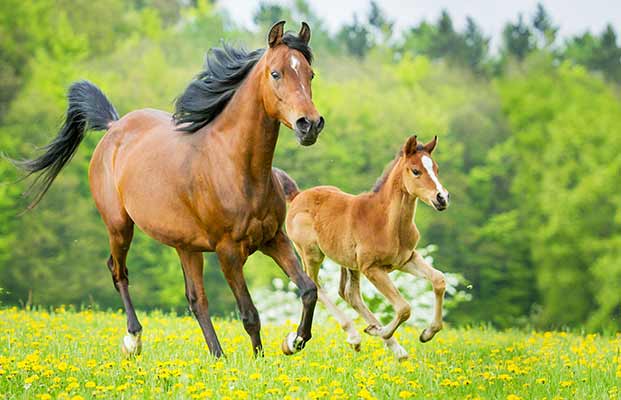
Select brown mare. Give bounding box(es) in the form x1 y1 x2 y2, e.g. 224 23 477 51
13 22 324 358
274 135 449 360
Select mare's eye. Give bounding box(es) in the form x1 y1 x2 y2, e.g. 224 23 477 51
271 71 281 80
311 72 315 80
412 169 422 177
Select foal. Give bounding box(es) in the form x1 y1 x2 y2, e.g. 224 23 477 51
275 135 449 359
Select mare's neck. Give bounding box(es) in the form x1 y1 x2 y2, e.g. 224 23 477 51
202 65 279 186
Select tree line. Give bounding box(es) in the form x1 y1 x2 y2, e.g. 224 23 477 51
0 0 619 330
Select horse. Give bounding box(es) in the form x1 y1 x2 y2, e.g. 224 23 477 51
274 135 450 360
11 21 324 358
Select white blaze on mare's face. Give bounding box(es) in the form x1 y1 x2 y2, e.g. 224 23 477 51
290 55 300 74
290 55 307 94
421 155 448 197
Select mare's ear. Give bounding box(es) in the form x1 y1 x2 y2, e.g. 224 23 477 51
403 135 418 156
268 20 286 48
299 22 311 44
424 136 438 154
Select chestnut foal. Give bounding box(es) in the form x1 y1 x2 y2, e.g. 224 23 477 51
13 22 324 358
274 136 450 359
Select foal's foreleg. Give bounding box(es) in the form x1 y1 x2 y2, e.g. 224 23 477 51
340 269 408 360
363 266 411 340
107 225 143 356
176 249 224 358
261 231 317 355
216 242 263 356
400 251 446 342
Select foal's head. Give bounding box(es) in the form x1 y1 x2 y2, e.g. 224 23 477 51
261 21 324 146
400 136 450 211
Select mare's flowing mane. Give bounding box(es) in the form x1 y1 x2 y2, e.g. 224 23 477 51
173 33 313 133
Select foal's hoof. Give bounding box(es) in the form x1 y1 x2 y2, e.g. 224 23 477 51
281 332 304 355
419 328 438 343
349 342 362 352
364 324 383 337
121 331 142 356
385 338 408 360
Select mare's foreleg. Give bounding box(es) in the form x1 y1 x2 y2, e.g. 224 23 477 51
176 249 224 358
261 231 317 355
216 242 263 356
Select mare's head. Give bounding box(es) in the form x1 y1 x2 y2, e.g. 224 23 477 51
261 21 324 146
400 135 450 211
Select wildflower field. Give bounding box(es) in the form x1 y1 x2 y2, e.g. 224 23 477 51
1 308 619 400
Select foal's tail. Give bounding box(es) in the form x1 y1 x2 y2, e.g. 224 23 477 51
273 167 300 202
9 80 119 210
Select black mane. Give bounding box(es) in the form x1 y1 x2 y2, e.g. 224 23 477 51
372 150 403 193
174 33 313 133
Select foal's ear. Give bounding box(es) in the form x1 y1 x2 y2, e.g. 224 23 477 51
268 20 286 48
424 136 438 154
299 21 311 45
404 135 418 156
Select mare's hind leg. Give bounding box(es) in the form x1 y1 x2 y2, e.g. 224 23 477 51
176 249 224 358
297 244 361 351
106 219 143 356
340 269 408 360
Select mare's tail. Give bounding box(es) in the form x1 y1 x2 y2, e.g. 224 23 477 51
8 80 119 210
272 167 300 202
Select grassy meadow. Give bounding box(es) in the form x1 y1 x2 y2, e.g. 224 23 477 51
1 308 619 399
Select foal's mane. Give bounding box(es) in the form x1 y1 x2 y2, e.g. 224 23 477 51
372 150 403 193
173 33 313 133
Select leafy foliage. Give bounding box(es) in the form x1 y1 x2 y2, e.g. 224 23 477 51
0 1 619 331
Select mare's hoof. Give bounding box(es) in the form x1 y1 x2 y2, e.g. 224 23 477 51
121 331 142 357
281 332 304 355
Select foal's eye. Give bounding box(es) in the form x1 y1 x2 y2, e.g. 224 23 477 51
310 72 315 80
271 71 281 80
412 169 422 177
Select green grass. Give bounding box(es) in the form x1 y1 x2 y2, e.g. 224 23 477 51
0 307 619 399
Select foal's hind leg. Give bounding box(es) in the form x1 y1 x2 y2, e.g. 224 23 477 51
297 245 361 351
106 220 143 356
340 269 408 360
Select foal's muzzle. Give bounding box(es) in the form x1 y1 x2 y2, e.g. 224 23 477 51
295 116 325 146
432 192 450 211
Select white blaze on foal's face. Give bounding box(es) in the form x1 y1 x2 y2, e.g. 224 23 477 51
421 155 448 198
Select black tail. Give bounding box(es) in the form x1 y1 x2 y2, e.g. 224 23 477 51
272 167 300 202
10 80 119 210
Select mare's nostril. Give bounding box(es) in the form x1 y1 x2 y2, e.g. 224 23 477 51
436 193 447 206
315 116 325 134
296 117 311 133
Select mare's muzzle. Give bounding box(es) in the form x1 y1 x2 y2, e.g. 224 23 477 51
295 116 325 146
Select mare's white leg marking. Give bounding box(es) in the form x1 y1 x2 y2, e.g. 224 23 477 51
122 331 142 356
421 155 448 197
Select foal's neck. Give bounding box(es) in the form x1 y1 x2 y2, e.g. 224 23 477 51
205 66 279 186
374 162 417 235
